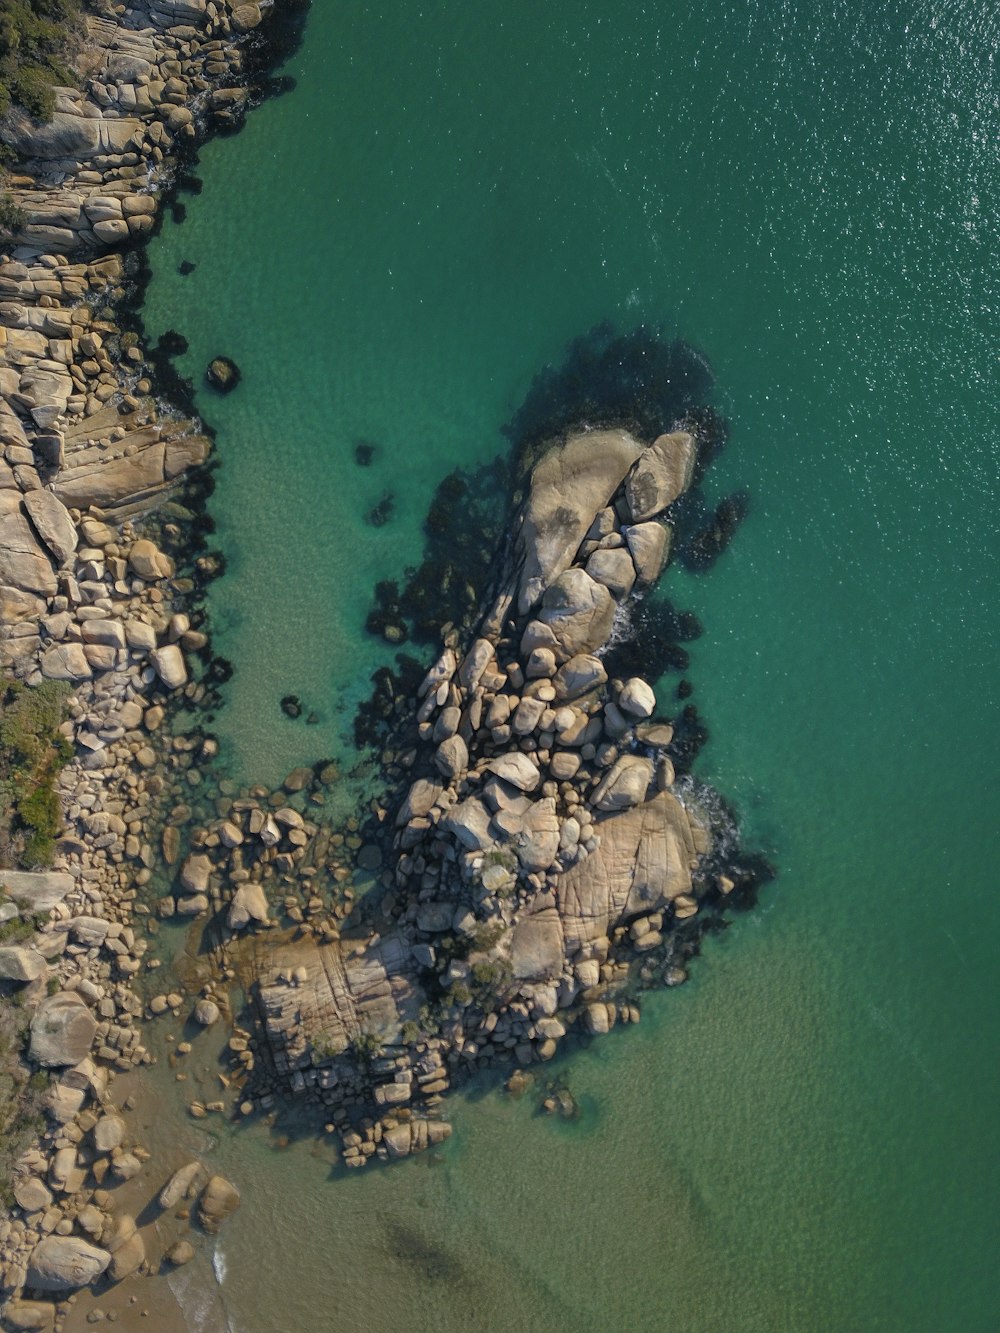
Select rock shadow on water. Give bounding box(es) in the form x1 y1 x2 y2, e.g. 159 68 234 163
381 1216 468 1287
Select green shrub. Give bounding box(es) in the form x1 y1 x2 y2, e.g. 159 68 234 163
0 679 70 870
0 0 81 124
0 192 24 233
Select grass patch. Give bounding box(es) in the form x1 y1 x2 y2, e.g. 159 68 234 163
0 679 72 869
0 0 82 122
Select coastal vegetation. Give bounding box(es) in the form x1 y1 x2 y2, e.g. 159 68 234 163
0 0 81 122
0 679 72 868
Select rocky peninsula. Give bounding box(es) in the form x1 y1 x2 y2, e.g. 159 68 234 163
0 0 768 1323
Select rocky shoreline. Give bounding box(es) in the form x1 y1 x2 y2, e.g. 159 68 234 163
0 0 770 1324
0 0 307 1325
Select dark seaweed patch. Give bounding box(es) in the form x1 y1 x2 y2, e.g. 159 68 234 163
503 320 715 468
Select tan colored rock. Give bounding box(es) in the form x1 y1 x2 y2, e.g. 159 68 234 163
179 853 211 894
198 1175 240 1233
158 1160 204 1210
585 546 636 599
128 538 173 580
625 431 696 521
553 653 607 700
511 907 564 980
622 520 670 584
26 1236 110 1291
537 568 616 662
21 490 77 566
0 491 56 595
29 991 97 1067
0 945 47 982
516 429 644 613
618 677 656 718
228 882 268 930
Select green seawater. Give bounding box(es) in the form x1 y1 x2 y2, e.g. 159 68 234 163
141 1 1000 1329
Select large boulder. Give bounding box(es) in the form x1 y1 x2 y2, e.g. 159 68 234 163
622 521 670 584
441 797 492 852
625 432 696 521
516 429 644 613
40 642 92 681
0 492 56 596
509 797 561 873
228 882 269 930
128 538 173 581
618 677 656 718
585 546 636 599
198 1175 241 1234
29 992 97 1067
511 907 565 980
537 568 616 662
2 1299 58 1330
553 653 607 701
21 491 77 567
3 110 141 161
0 946 47 982
158 1160 205 1210
485 753 540 792
0 870 74 912
25 1236 110 1291
150 644 187 689
434 733 468 781
558 790 700 951
591 755 654 812
179 853 211 894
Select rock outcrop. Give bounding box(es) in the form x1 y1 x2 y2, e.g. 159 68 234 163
243 426 721 1167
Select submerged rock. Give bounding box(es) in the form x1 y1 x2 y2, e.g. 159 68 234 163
206 355 242 393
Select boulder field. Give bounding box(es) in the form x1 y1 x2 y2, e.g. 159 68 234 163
241 427 726 1167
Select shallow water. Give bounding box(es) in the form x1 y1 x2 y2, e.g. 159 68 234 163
142 1 1000 1329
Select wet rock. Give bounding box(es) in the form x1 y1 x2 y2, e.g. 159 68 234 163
194 998 220 1026
206 356 241 393
198 1175 241 1234
166 1240 195 1266
179 853 211 894
158 1160 204 1210
228 882 269 930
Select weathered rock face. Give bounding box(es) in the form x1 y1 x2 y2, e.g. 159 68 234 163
29 992 98 1067
198 1175 241 1233
516 429 644 613
625 431 696 521
246 424 719 1165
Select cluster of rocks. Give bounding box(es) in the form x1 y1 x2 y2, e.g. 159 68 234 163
235 427 737 1163
0 0 290 1319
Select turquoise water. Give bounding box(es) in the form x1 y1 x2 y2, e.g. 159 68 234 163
142 1 1000 1329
